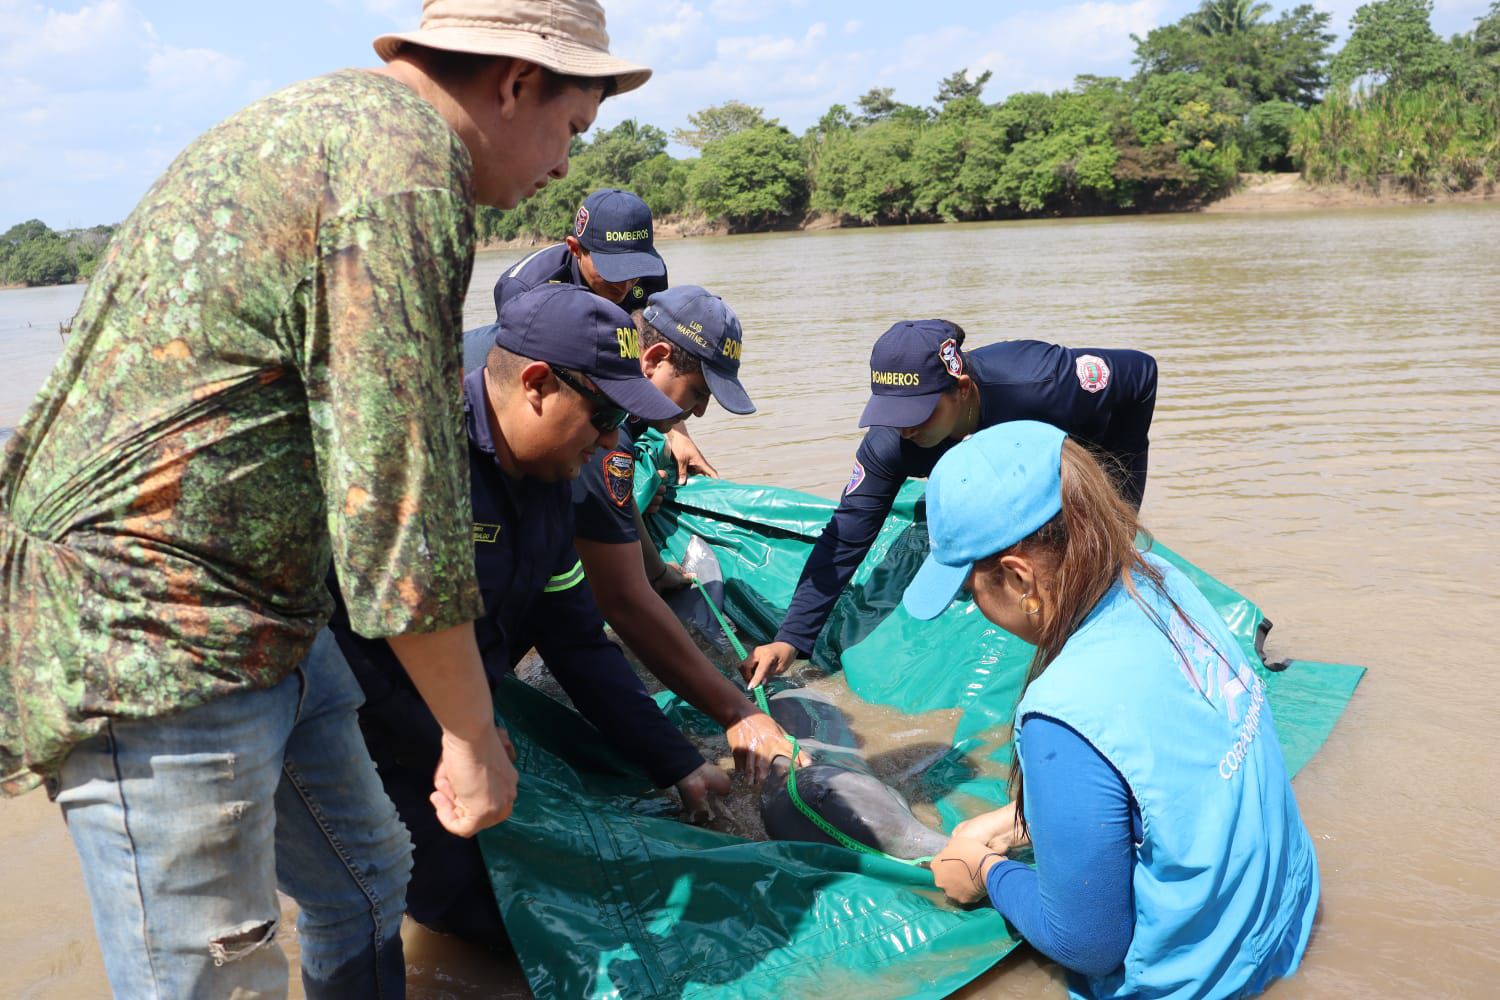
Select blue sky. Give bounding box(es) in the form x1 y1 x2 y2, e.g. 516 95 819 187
1 0 1492 228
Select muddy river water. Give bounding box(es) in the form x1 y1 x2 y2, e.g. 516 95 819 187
2 203 1498 997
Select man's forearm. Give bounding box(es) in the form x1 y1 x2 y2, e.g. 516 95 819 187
607 587 756 727
631 504 669 579
386 621 495 739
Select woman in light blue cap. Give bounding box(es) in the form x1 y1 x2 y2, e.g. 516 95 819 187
907 421 1318 1000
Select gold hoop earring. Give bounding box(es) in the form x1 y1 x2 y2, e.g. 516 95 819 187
1020 592 1042 617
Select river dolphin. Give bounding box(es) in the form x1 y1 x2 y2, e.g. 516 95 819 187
759 688 948 861
661 534 733 654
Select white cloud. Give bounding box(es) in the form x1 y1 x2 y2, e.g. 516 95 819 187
608 2 716 70
322 0 410 28
0 0 156 91
707 0 808 23
147 46 245 92
0 1 247 225
890 1 1168 102
843 19 862 35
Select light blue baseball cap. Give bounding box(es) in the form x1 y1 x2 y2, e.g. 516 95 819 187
902 421 1067 621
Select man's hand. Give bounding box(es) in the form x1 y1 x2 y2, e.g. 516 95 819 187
665 425 718 485
725 710 809 785
675 761 731 823
932 835 1006 906
740 640 798 689
952 800 1030 854
644 469 670 515
430 725 519 837
650 560 693 593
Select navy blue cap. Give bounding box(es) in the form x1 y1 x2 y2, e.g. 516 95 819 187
572 188 665 284
642 285 756 415
858 320 967 429
493 284 681 422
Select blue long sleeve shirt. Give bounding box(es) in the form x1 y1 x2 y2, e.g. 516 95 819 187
774 341 1157 654
986 714 1142 979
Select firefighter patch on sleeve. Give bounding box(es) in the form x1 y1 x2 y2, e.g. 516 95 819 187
603 450 635 507
845 460 866 497
1075 354 1111 394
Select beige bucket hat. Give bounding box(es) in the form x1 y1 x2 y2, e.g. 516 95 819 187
374 0 652 95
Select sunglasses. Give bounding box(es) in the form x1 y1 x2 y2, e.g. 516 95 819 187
549 364 628 433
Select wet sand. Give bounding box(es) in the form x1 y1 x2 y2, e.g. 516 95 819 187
4 203 1499 997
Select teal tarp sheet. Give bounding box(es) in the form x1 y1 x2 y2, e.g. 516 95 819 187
479 440 1365 999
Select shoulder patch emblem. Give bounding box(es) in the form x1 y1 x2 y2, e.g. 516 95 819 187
473 523 502 544
631 284 646 300
938 338 963 378
603 450 634 507
845 460 866 496
574 205 590 237
1075 354 1111 394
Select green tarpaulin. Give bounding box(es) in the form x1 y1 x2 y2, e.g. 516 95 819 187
478 434 1364 999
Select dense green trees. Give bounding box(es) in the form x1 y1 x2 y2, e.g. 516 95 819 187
0 220 113 287
687 123 807 229
7 3 1495 288
1296 0 1500 190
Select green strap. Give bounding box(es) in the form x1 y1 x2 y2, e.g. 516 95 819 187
689 576 932 868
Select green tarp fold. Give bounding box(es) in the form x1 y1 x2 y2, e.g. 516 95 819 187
479 434 1364 999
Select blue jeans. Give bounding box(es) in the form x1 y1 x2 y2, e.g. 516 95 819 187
56 630 412 999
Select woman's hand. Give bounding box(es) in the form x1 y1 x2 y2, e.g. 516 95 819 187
953 800 1030 854
932 835 1007 905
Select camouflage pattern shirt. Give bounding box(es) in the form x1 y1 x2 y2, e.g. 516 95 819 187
0 70 484 795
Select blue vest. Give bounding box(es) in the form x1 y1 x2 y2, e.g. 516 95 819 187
1015 554 1318 999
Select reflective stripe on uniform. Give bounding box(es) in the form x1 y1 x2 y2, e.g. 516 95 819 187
543 560 586 593
506 245 555 279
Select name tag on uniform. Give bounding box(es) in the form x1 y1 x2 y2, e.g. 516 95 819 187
473 523 502 543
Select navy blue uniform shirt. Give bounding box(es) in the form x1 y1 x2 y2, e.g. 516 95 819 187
494 243 667 316
573 418 646 545
775 341 1157 654
327 370 703 931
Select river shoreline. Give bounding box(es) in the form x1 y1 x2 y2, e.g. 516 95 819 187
474 172 1496 252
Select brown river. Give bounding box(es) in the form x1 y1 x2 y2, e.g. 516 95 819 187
2 204 1498 997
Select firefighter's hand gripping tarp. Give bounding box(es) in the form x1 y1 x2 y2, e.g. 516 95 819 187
477 435 1364 1000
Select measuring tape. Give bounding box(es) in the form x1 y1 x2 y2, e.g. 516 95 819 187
689 575 932 868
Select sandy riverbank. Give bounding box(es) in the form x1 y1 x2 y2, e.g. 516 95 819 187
1199 171 1496 213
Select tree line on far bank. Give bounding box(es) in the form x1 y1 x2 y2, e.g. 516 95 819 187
0 219 114 288
5 0 1498 289
477 0 1500 240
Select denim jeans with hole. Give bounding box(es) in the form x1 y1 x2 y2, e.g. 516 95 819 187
56 629 413 999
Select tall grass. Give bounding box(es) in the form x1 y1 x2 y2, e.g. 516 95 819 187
1292 83 1500 192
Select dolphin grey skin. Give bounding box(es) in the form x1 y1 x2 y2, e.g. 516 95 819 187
759 688 949 860
661 535 732 654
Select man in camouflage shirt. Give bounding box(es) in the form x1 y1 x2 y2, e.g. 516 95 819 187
0 1 650 996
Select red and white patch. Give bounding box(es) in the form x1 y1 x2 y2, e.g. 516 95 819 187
938 338 963 378
574 205 590 237
1075 354 1111 394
